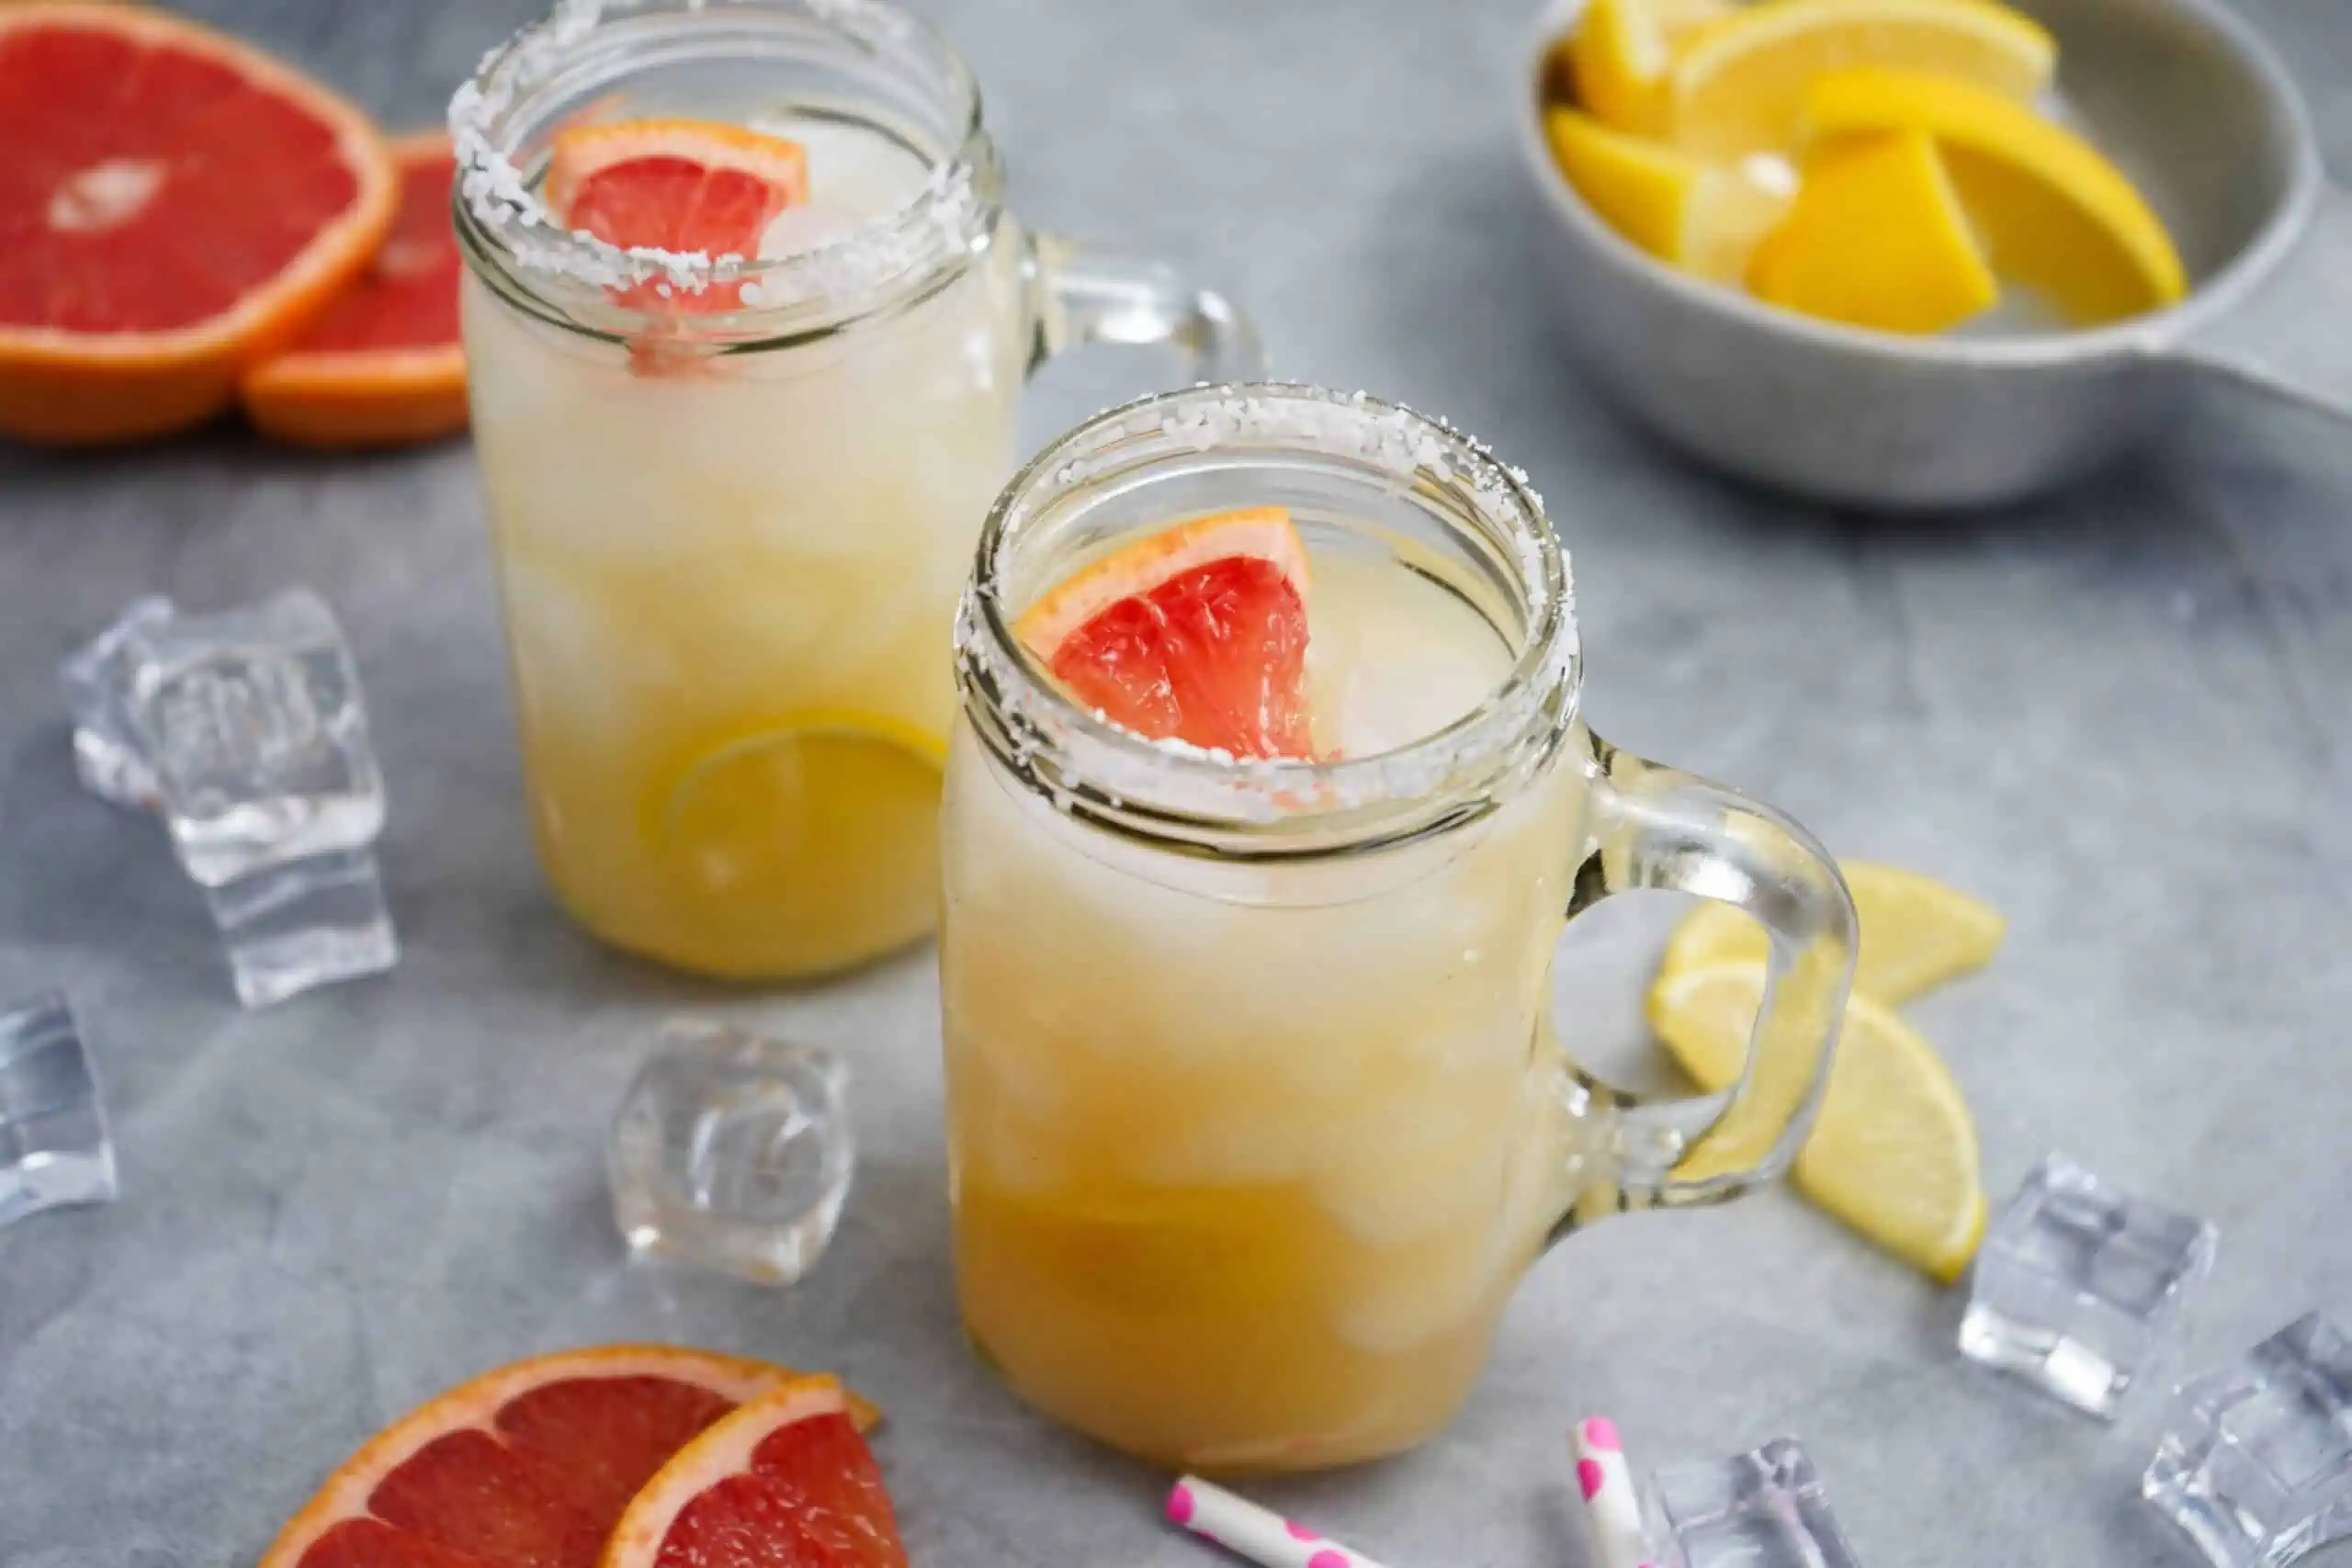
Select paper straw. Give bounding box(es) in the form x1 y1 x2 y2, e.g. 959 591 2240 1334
1166 1475 1392 1568
1570 1417 1656 1568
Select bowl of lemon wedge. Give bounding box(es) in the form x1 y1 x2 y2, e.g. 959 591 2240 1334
1519 0 2351 510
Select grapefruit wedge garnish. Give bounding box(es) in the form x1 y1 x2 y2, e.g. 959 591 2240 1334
602 1376 907 1568
0 2 397 445
1013 506 1315 761
544 118 808 313
241 132 467 448
258 1345 880 1568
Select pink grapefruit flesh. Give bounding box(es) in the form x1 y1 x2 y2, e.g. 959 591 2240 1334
258 1348 880 1568
0 2 396 443
1014 506 1316 761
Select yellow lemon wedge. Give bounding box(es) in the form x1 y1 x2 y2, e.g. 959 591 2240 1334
1661 860 2007 1003
1748 130 1999 333
1650 962 1987 1280
1665 0 2055 158
644 710 947 977
1802 66 2188 323
1564 0 1739 132
1546 106 1793 282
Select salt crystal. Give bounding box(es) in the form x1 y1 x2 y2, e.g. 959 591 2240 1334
755 205 865 261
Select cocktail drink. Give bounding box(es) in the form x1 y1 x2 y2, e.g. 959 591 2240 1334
451 0 1256 978
943 386 1860 1470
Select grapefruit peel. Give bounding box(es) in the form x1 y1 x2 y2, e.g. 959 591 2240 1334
0 2 398 445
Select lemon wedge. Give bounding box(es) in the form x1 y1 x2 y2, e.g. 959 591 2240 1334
1564 0 1738 132
1546 107 1792 282
1651 961 1987 1280
1661 860 2007 1003
1802 65 2188 323
1665 0 2055 157
1749 130 1998 333
646 710 947 976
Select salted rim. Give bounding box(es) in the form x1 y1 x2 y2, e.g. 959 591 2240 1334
956 383 1584 840
447 0 995 319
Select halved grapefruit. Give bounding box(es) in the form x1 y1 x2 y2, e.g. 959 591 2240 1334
602 1376 907 1568
543 118 808 312
241 131 465 448
258 1345 881 1568
0 3 397 445
1013 506 1316 761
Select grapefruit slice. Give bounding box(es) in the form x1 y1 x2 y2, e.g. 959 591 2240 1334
1012 506 1316 761
603 1376 907 1568
241 132 466 448
543 118 808 312
0 2 397 445
258 1346 881 1568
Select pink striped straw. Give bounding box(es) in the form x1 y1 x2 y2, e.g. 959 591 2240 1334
1570 1416 1656 1568
1165 1475 1393 1568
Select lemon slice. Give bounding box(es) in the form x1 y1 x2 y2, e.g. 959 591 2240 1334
1665 0 2055 157
646 709 947 976
1651 961 1986 1280
1563 0 1737 132
1661 860 2007 1003
1749 130 1998 333
1802 66 2188 323
1545 107 1792 282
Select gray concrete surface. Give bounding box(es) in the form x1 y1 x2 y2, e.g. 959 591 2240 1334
3 1 2349 1564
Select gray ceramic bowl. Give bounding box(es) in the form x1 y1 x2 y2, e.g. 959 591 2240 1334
1518 0 2352 511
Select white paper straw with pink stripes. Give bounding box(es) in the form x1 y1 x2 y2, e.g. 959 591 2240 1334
1571 1416 1656 1568
1165 1475 1393 1568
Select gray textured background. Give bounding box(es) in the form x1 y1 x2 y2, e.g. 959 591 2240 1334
4 1 2350 1564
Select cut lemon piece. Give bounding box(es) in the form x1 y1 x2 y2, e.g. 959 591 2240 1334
1566 0 1670 131
1545 107 1792 283
1802 66 2188 324
646 710 946 978
1546 0 1736 126
1015 506 1314 760
1651 961 1987 1280
1566 0 1736 131
1665 0 2054 157
1661 860 2007 1002
1748 130 1998 333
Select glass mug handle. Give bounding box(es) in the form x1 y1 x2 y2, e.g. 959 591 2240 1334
1023 231 1266 384
1555 728 1858 1228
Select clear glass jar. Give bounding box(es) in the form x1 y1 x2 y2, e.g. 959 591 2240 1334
944 384 1858 1469
451 0 1258 978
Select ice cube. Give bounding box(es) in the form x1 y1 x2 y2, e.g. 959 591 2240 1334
0 992 118 1231
61 595 175 809
62 591 397 1007
119 589 383 886
608 1021 854 1285
1645 1438 1865 1568
1960 1153 2218 1418
2143 1313 2352 1568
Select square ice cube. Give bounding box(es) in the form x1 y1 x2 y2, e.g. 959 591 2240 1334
2143 1314 2352 1568
116 589 384 886
61 595 175 810
1959 1153 2218 1417
0 993 118 1231
205 847 399 1009
1644 1438 1863 1568
608 1021 853 1285
62 592 398 1007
